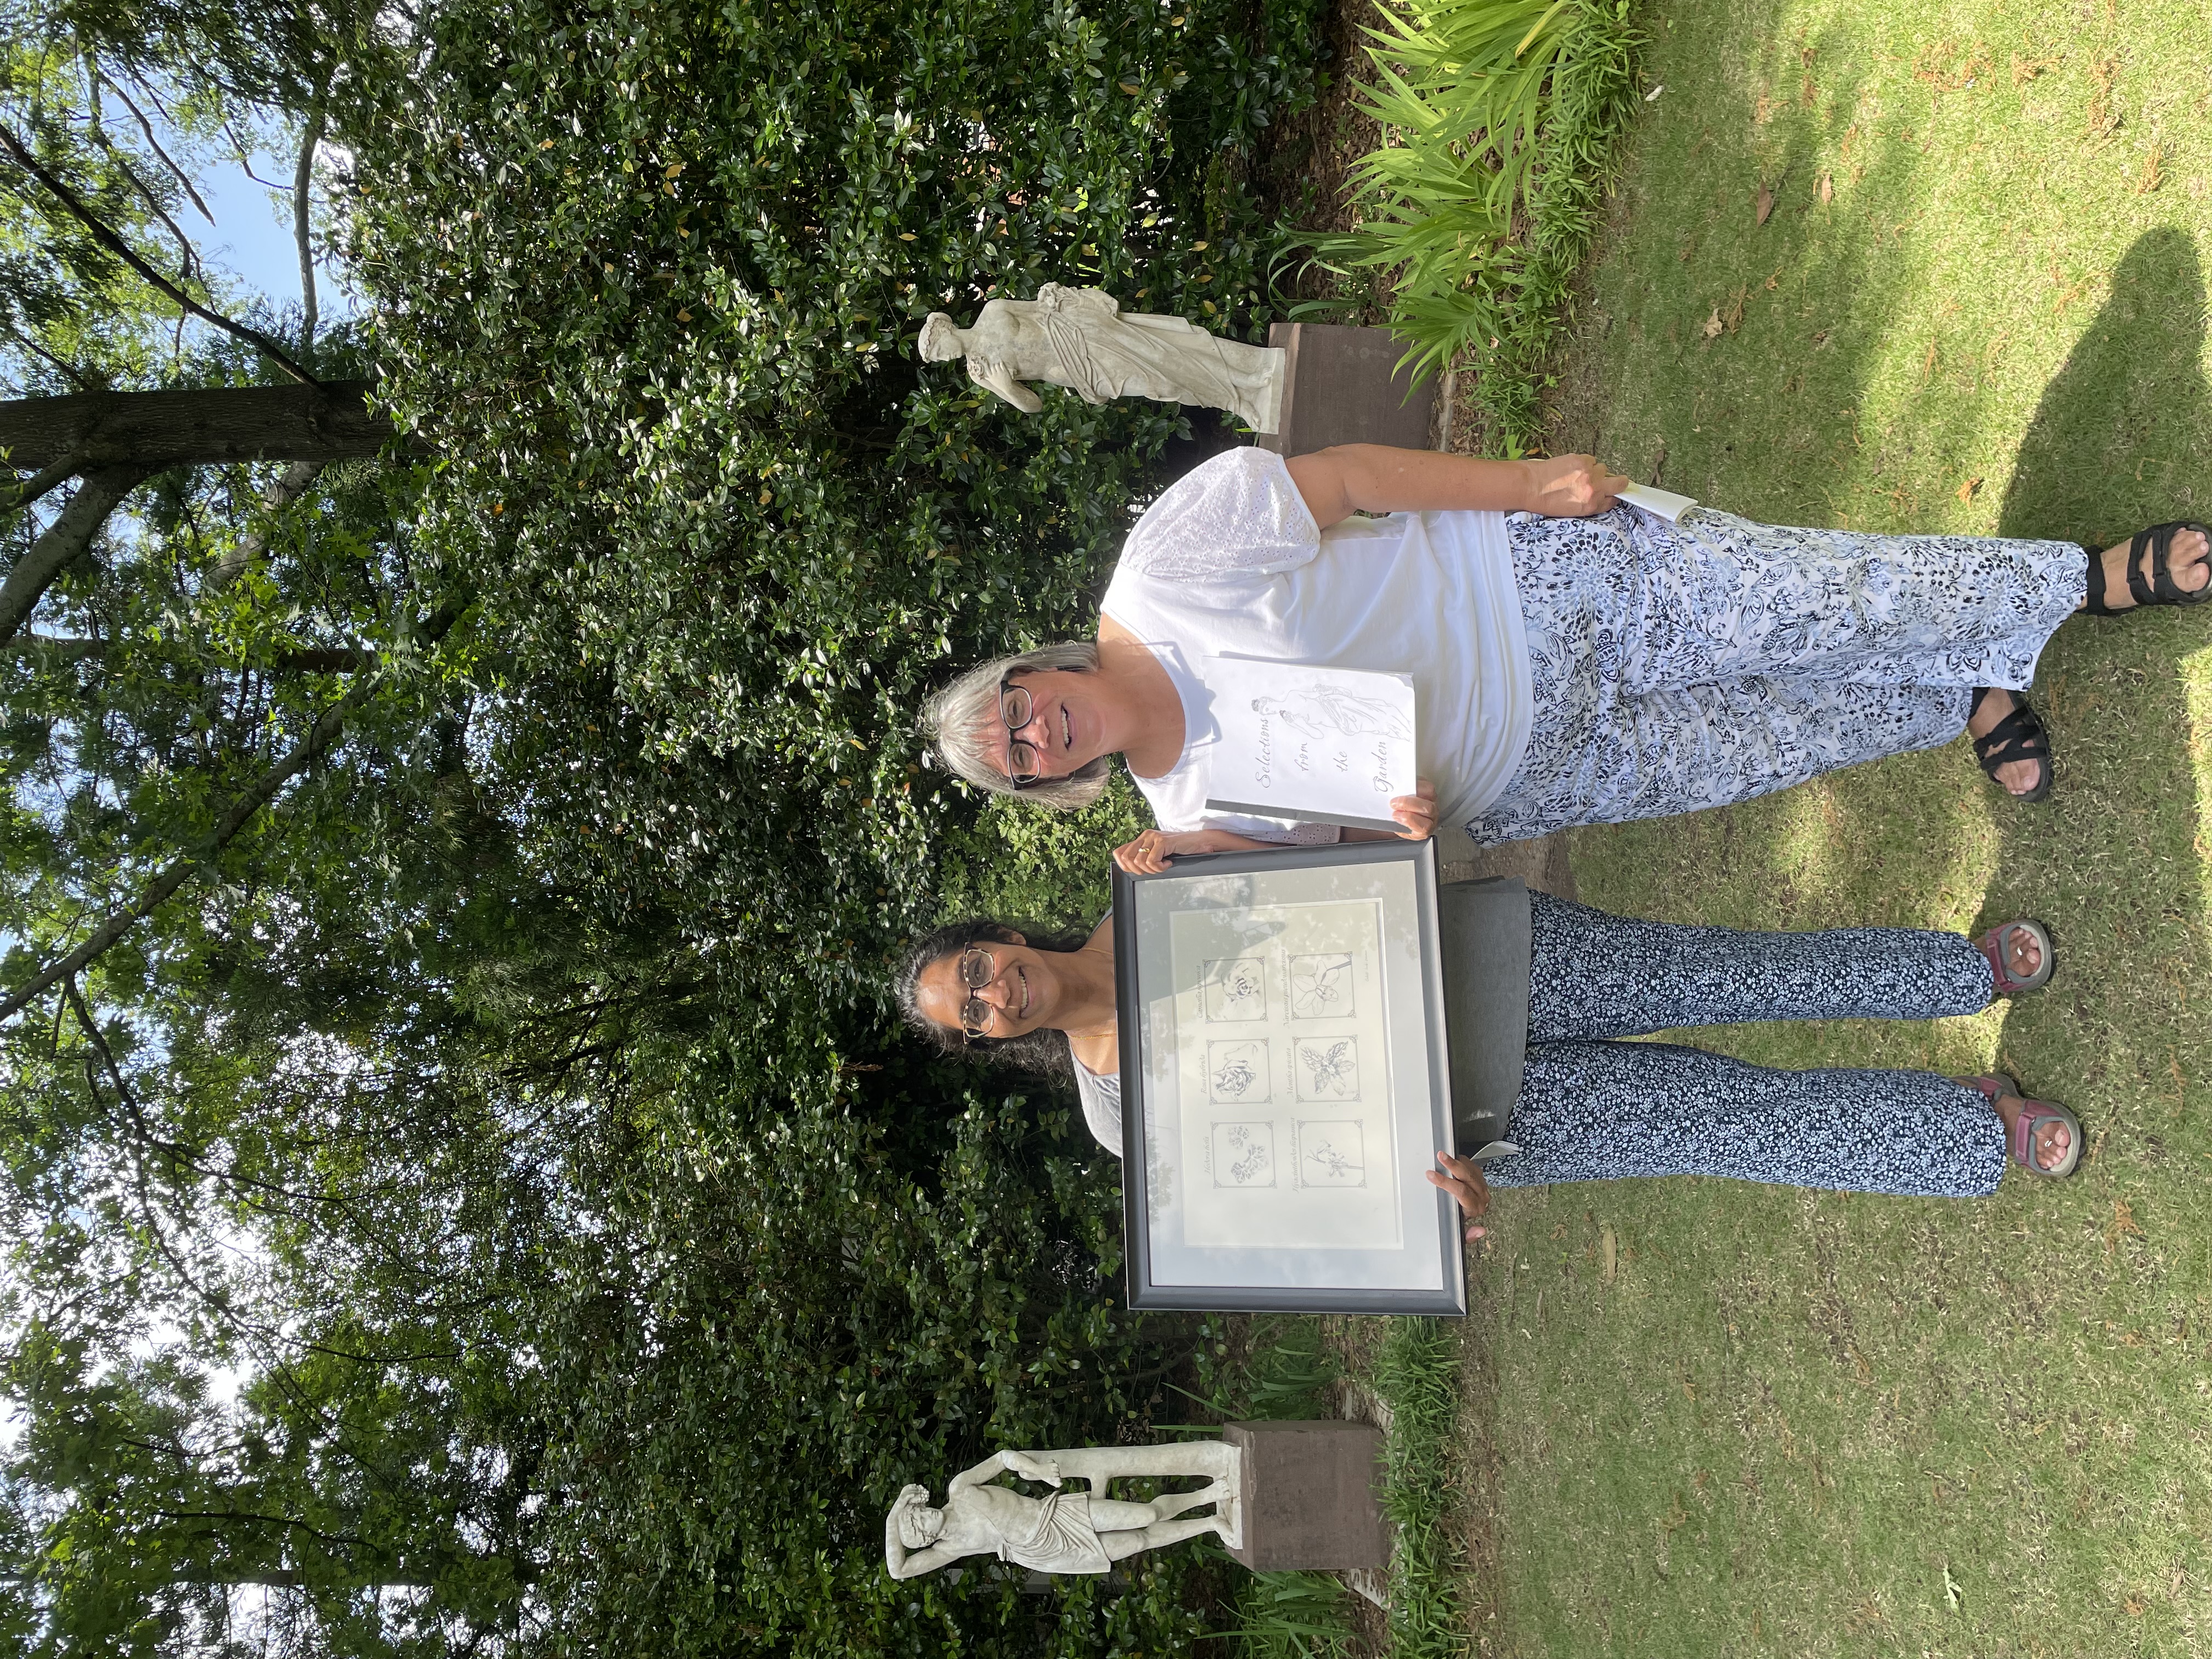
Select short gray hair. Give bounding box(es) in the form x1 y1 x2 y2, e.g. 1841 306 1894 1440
922 641 1109 809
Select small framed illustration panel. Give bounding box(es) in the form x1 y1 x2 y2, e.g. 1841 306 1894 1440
1113 838 1465 1316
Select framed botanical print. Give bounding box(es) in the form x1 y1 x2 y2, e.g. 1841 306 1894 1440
1111 838 1465 1315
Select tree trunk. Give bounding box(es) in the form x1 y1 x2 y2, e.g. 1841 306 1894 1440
0 383 403 471
0 466 151 644
3 637 380 673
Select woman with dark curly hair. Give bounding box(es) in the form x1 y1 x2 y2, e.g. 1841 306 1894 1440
893 883 2082 1235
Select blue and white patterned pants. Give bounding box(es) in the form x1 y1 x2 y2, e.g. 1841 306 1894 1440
1468 505 2089 843
1485 893 2010 1197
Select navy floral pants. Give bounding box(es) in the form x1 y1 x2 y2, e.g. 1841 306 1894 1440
1484 894 2010 1197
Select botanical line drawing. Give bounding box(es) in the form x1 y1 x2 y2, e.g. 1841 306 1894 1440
1294 1037 1359 1102
1206 1040 1270 1104
1211 1121 1276 1188
1298 1122 1366 1187
1249 682 1410 742
1288 953 1355 1020
1201 957 1267 1023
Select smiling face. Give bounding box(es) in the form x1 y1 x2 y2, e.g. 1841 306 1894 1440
995 669 1113 786
911 933 1077 1042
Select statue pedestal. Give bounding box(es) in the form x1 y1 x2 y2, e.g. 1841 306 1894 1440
1254 324 1438 458
1223 1420 1389 1571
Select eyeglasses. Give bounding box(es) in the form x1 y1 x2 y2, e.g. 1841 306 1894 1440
956 945 1000 1039
1000 679 1043 789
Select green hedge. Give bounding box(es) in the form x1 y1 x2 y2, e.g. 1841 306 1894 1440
341 1 1328 1651
349 0 1324 996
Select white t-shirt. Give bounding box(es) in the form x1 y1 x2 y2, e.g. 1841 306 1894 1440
1100 448 1532 837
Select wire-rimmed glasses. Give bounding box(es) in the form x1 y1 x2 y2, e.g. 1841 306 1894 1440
1000 679 1042 788
956 945 1000 1039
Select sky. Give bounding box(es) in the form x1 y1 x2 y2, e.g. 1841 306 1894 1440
167 121 359 328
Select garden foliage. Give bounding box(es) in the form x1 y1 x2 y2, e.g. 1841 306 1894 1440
1321 0 1641 437
1 0 1333 1647
329 0 1325 1651
347 0 1323 996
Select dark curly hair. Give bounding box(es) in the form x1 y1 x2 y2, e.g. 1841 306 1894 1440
893 918 1094 1079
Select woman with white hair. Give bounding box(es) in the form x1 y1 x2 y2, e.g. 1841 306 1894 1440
921 443 2208 850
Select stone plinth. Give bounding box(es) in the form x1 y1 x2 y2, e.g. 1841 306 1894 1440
1254 323 1437 458
1223 1420 1388 1571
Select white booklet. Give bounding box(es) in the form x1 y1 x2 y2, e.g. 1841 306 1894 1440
1203 657 1417 833
1617 481 1698 521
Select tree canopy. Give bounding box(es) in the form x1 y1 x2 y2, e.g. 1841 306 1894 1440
0 0 1329 1650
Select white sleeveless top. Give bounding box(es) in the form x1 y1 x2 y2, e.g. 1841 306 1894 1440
1070 1047 1123 1155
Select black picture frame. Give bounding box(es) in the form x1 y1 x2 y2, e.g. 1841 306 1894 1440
1112 838 1465 1316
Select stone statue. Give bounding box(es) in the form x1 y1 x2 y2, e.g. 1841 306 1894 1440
918 284 1286 433
883 1441 1242 1580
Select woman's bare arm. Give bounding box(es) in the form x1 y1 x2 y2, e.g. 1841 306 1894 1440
1113 827 1281 876
1115 782 1437 873
1286 444 1627 530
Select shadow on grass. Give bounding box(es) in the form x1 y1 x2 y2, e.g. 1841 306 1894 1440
1547 17 2029 928
1986 228 2212 1138
1996 227 2211 549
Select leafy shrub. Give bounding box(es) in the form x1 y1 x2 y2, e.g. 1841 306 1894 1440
1315 0 1642 438
336 1 1331 1652
348 0 1325 1000
535 1043 1215 1658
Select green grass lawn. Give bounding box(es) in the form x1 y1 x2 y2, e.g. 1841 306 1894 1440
1464 0 2212 1652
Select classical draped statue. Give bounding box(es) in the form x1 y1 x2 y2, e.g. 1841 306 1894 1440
884 1442 1242 1580
918 284 1286 433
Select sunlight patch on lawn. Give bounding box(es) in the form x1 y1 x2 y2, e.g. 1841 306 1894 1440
2176 641 2212 915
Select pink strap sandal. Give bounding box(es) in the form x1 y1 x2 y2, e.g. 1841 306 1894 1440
1978 918 2054 996
1955 1074 2081 1178
2008 1098 2082 1178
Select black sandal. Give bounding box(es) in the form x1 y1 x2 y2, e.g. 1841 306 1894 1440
1969 687 2053 803
2083 521 2212 614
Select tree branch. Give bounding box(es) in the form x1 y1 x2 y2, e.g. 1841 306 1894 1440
0 610 459 1024
294 106 324 349
9 454 83 508
223 122 293 191
0 466 150 644
2 321 95 392
209 459 324 589
2 636 380 673
86 127 201 284
0 383 396 471
94 69 215 223
0 122 321 387
0 636 102 661
64 977 162 1159
151 1508 365 1551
